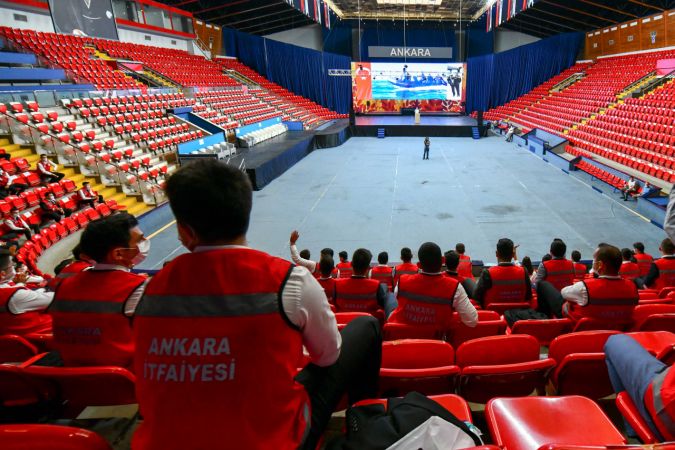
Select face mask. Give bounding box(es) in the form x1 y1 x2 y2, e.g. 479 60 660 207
131 239 151 266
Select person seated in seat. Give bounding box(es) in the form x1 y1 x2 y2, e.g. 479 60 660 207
633 241 654 278
4 207 39 241
336 250 352 278
48 244 94 291
639 238 675 291
36 154 65 184
317 254 336 305
77 181 103 208
0 249 52 335
132 160 382 450
370 251 393 292
622 176 639 201
389 242 477 329
393 247 418 288
334 248 392 317
619 248 641 281
48 213 149 368
560 244 638 324
473 238 532 309
605 334 674 441
571 250 587 278
0 166 28 198
455 243 475 281
288 230 335 278
444 250 476 297
39 191 71 225
535 239 576 316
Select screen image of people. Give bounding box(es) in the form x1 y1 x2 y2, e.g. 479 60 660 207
49 0 119 40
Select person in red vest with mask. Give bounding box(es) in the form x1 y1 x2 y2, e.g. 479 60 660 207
619 248 641 281
571 250 587 278
534 239 576 316
334 248 393 317
132 160 381 450
288 230 335 278
389 242 477 329
560 244 638 324
370 251 393 292
473 238 531 309
393 247 418 288
336 250 353 278
0 248 52 336
605 334 675 441
633 242 654 277
640 238 675 292
455 243 474 281
48 213 149 368
48 244 94 291
317 254 336 305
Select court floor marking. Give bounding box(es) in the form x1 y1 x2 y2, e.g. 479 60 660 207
147 220 177 240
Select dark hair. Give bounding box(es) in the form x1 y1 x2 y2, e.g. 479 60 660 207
521 256 534 275
54 258 74 275
633 242 645 253
550 239 567 258
444 250 460 271
299 249 310 260
571 250 581 262
400 247 412 262
418 242 442 273
621 248 634 261
83 181 90 186
377 251 388 265
661 238 675 255
455 243 466 254
496 238 515 260
319 255 334 277
320 248 334 257
79 213 138 263
165 159 252 243
0 249 11 270
542 254 552 262
351 248 372 274
10 207 18 214
597 245 622 274
339 251 348 261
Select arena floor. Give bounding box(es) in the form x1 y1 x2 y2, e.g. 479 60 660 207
137 135 666 271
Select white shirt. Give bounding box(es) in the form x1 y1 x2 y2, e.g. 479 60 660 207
626 179 636 190
289 244 317 274
394 272 478 327
4 282 54 314
560 275 622 306
88 263 149 317
78 187 95 200
5 216 28 231
37 160 56 175
196 245 341 367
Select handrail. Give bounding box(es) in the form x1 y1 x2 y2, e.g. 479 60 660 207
0 110 164 205
632 68 675 97
550 72 585 93
193 36 212 60
620 70 657 96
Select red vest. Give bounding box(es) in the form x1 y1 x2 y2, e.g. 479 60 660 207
336 261 353 278
645 367 675 441
566 277 638 323
132 248 308 450
573 262 587 278
542 259 576 291
443 271 466 283
50 269 145 368
334 277 380 313
457 254 474 280
634 253 654 277
0 286 52 335
370 265 393 291
47 260 92 291
388 273 458 327
394 262 419 287
651 257 675 291
318 277 336 304
484 265 528 304
619 262 641 281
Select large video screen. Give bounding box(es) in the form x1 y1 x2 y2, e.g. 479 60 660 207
352 62 466 114
49 0 119 40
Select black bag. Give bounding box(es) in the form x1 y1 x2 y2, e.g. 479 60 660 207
504 308 548 327
338 391 482 450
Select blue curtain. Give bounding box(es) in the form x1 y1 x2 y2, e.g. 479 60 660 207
221 28 268 76
466 16 494 58
323 23 352 57
358 22 457 62
466 32 583 113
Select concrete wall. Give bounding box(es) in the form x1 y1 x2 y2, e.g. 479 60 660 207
265 24 323 51
495 29 540 53
0 5 54 32
117 27 190 51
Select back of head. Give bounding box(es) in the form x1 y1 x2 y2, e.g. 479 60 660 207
521 256 533 275
400 247 412 263
320 248 334 257
165 159 252 245
661 238 675 255
418 242 442 273
377 251 388 265
633 242 645 253
455 243 465 255
596 245 622 275
351 248 372 274
541 254 552 263
621 248 633 261
299 249 310 260
550 239 567 258
339 251 348 261
571 250 581 262
79 213 138 263
444 250 460 271
496 238 514 261
319 255 334 277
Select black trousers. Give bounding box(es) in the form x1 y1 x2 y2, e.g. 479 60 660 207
296 316 382 450
461 278 476 299
41 172 65 184
536 280 564 318
41 211 62 224
423 148 429 159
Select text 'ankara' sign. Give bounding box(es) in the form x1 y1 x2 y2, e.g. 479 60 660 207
368 46 453 59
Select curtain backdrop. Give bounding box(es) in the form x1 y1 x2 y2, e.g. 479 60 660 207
466 32 583 113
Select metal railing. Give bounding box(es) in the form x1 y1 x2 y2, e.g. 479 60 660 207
550 72 585 93
631 69 675 98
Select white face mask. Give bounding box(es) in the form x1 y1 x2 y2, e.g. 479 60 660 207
131 239 150 266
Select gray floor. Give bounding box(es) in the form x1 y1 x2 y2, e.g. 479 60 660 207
138 135 666 270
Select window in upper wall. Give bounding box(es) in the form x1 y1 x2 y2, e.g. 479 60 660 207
171 14 194 34
112 0 140 22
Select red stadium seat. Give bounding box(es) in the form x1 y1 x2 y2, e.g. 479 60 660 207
626 331 675 364
334 312 372 331
0 424 111 450
0 335 38 364
635 314 675 333
382 322 441 341
448 318 507 348
354 393 472 423
615 392 659 444
509 318 572 345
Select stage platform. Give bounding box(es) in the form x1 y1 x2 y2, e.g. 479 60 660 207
353 115 477 138
314 119 351 149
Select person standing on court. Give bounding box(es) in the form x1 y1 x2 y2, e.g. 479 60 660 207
132 159 382 450
423 137 430 160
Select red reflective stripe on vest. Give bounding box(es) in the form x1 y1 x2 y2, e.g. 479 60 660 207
394 262 419 287
619 262 641 280
389 273 458 327
635 253 654 277
0 286 51 335
370 266 393 290
334 277 380 313
457 254 474 279
484 265 528 304
48 260 92 291
543 259 576 291
567 278 638 322
653 258 675 291
646 367 675 440
132 248 308 450
336 262 353 279
51 270 145 367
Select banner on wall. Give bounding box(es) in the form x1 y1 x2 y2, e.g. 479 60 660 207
286 0 337 29
48 0 119 40
488 0 537 30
